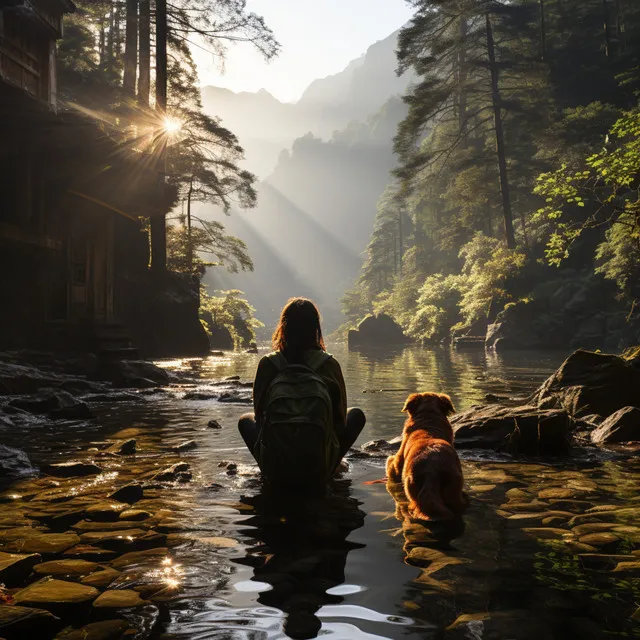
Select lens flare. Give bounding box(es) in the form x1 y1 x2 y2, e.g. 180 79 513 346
163 117 182 135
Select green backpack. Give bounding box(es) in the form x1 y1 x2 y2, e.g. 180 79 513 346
256 350 339 486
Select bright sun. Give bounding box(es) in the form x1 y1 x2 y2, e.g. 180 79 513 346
163 117 182 134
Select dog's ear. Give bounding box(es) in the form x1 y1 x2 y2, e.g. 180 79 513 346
402 393 423 415
437 393 455 416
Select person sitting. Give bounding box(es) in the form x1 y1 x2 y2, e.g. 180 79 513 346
238 297 366 489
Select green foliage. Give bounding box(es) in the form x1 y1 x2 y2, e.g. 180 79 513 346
200 287 263 349
534 108 640 301
458 233 527 325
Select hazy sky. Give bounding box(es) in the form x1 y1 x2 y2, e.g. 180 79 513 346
192 0 414 104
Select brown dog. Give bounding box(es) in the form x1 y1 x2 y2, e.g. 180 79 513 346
386 392 467 521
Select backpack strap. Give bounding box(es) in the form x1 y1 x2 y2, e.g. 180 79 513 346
267 352 289 372
305 350 332 372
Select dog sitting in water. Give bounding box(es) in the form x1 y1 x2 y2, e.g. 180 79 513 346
386 392 467 521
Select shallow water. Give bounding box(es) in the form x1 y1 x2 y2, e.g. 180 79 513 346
2 345 640 639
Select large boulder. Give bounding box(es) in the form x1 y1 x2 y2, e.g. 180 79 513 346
591 406 640 444
0 444 36 479
532 349 640 418
348 314 410 349
209 325 234 351
8 390 92 420
452 405 572 455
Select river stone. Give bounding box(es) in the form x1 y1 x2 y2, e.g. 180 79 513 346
28 507 87 530
0 604 59 639
538 488 578 500
63 545 117 562
108 483 143 504
591 406 640 444
13 578 99 613
104 440 136 456
8 390 92 420
0 551 41 586
55 620 130 640
451 405 572 455
111 547 170 569
612 560 640 573
80 568 121 589
151 463 190 482
207 419 222 429
73 520 150 533
85 502 129 522
505 488 531 501
572 522 616 536
13 533 81 555
34 560 98 578
119 510 151 522
172 440 197 452
522 527 572 540
532 349 640 417
499 501 548 513
79 529 166 552
92 590 147 609
578 532 621 551
43 462 103 478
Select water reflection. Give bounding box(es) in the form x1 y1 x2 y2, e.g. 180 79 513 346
234 480 366 639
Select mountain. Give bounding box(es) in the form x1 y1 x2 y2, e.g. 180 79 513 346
200 30 413 179
199 30 412 330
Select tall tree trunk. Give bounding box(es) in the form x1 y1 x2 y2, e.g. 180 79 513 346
616 0 626 54
187 177 194 272
106 2 115 76
486 12 516 249
540 0 546 61
603 0 611 57
138 0 150 106
458 15 468 139
398 208 404 275
123 0 138 95
150 0 168 273
99 14 106 69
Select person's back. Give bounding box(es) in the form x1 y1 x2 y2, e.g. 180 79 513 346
237 298 365 489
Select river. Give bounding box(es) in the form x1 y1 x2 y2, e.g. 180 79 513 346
1 345 639 639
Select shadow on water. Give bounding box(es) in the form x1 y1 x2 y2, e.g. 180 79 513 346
234 480 366 639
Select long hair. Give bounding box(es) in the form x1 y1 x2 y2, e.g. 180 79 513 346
272 298 326 362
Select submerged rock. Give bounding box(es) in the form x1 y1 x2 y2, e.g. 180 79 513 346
0 551 42 586
591 406 640 444
8 390 92 420
533 350 640 418
0 604 59 640
33 559 98 579
43 462 102 478
92 589 147 609
104 360 170 388
452 405 572 455
104 439 136 456
13 578 99 615
54 619 130 640
108 483 143 504
151 462 191 482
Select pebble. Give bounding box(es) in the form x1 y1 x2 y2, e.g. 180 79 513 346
92 589 147 609
80 567 121 589
13 578 99 613
33 559 98 578
54 619 131 639
43 462 103 478
578 532 621 551
108 483 143 504
0 551 42 586
85 503 129 522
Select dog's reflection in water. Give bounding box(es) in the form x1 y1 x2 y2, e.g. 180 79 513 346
235 480 366 640
386 478 465 560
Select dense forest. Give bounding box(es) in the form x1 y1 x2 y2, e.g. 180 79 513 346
343 0 640 352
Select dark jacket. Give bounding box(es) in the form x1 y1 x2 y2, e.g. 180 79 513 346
253 349 347 437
